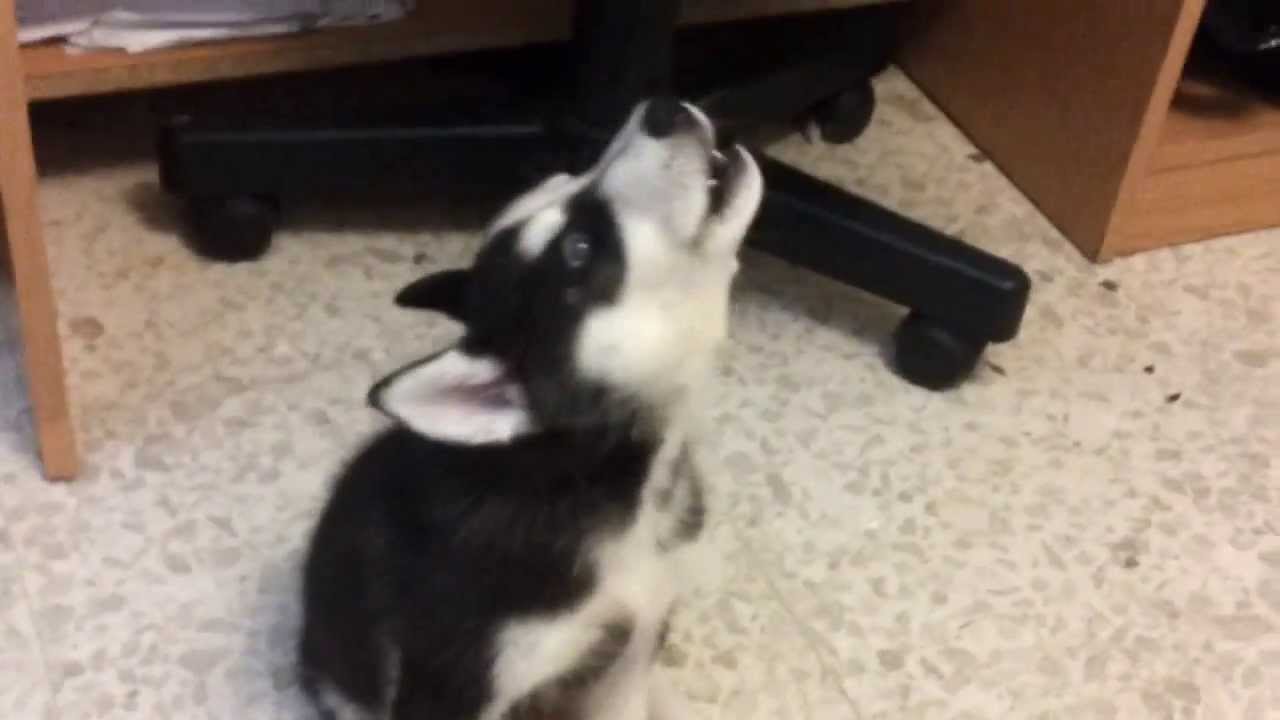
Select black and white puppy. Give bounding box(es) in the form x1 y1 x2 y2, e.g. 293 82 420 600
298 98 764 720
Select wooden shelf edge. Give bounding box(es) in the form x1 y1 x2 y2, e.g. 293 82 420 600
21 3 560 101
1105 146 1280 259
1106 34 1280 258
1152 77 1280 173
1094 0 1206 260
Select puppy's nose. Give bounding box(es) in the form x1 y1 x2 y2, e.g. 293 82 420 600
642 97 696 138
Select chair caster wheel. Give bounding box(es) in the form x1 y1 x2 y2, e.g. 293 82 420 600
813 81 876 144
893 312 986 390
186 195 279 262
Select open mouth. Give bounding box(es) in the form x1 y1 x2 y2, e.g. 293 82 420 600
708 149 731 214
707 147 742 216
446 373 524 410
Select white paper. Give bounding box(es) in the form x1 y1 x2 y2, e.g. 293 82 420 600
16 1 414 51
67 18 313 53
16 0 108 43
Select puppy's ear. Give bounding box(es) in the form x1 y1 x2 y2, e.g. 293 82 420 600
369 348 533 445
394 269 471 322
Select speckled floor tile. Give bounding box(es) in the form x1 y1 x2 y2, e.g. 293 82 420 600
1 67 1278 719
0 494 52 720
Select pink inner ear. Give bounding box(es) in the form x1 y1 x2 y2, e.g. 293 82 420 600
447 377 518 409
374 348 534 445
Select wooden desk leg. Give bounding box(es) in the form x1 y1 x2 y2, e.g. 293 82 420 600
1 4 79 480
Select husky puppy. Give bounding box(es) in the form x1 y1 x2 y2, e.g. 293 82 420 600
298 98 764 720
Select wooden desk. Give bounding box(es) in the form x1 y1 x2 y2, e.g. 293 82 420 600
0 0 866 479
900 0 1280 259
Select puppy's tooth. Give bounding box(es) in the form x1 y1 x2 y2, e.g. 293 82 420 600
802 118 820 144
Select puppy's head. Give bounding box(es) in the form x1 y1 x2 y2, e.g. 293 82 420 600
372 99 764 445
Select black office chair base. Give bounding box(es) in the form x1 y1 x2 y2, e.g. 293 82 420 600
159 118 1029 392
156 3 1031 390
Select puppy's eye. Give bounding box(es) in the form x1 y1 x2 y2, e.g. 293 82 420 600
561 232 592 269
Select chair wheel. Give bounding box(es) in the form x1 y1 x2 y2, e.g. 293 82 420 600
186 195 279 262
813 81 876 144
893 312 986 390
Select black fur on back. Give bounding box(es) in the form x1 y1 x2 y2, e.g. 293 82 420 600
298 422 658 717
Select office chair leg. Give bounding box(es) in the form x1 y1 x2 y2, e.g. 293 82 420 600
159 117 556 259
751 156 1030 389
812 80 875 145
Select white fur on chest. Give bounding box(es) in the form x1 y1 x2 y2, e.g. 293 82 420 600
487 434 708 720
546 433 703 648
594 423 707 606
592 492 684 630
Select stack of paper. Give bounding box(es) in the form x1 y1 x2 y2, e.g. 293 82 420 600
17 1 414 53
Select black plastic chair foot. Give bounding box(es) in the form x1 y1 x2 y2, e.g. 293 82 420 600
186 195 279 263
893 311 986 390
813 81 875 144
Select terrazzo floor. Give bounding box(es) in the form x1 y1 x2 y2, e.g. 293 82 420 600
2 68 1279 719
